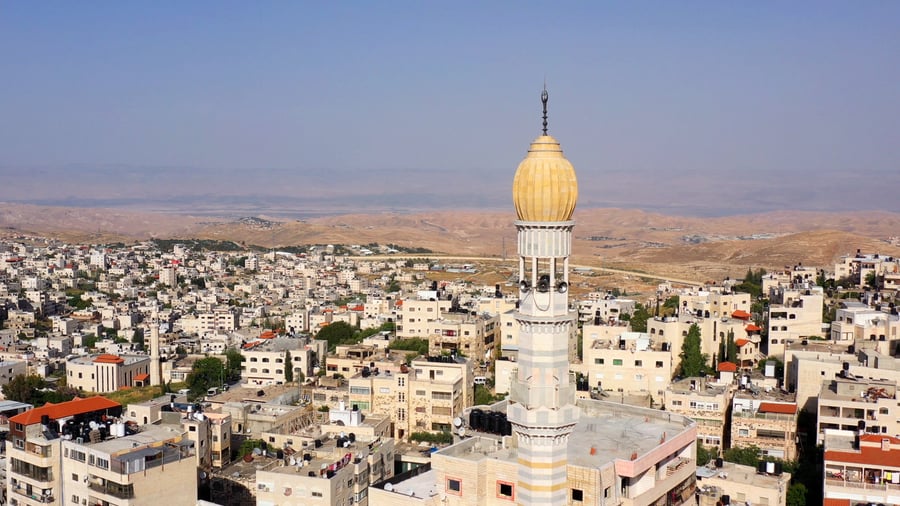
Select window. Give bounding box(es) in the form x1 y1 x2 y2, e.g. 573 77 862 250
447 478 462 495
72 473 78 481
312 491 323 498
634 360 642 367
189 426 196 432
594 358 604 365
655 361 664 368
497 481 514 500
738 429 749 437
416 389 426 396
612 359 623 366
571 489 584 501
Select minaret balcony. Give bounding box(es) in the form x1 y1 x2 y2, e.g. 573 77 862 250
509 380 576 411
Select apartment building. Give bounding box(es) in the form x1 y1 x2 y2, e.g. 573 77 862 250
60 424 197 506
582 332 673 398
241 336 320 386
696 460 791 506
6 396 195 506
347 355 473 439
834 251 900 289
666 377 731 450
646 314 748 371
823 430 900 505
731 391 798 460
817 376 899 443
66 354 151 393
396 297 452 338
577 295 637 325
830 301 899 343
255 434 395 506
766 285 825 357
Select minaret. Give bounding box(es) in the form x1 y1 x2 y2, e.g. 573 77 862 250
149 312 163 386
507 87 580 505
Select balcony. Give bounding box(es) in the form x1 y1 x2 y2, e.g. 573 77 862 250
10 485 54 504
88 478 135 500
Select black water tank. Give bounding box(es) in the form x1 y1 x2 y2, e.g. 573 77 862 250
848 344 855 354
858 420 866 431
721 494 731 505
757 461 767 473
843 362 850 371
469 409 484 431
715 457 723 468
774 462 783 475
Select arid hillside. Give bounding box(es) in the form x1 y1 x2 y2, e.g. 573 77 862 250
2 203 899 283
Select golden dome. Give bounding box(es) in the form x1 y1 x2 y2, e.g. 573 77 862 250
512 134 578 222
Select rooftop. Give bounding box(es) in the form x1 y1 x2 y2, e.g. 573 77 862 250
443 399 692 470
68 354 149 366
10 396 121 426
696 460 790 491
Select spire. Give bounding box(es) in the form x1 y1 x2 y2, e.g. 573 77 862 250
541 83 549 135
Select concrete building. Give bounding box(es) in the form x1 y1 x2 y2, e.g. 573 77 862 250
823 430 900 505
817 376 899 443
581 332 673 400
254 434 395 506
241 336 320 386
66 354 151 393
731 391 798 461
830 301 899 343
695 460 791 506
347 355 473 439
6 396 197 506
666 377 731 450
766 284 825 357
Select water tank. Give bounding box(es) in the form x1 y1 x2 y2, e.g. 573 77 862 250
469 409 484 431
858 420 866 431
757 461 767 473
721 494 731 505
843 362 850 371
715 457 724 468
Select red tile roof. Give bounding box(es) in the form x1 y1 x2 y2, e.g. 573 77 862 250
717 361 738 372
823 499 850 506
735 338 750 347
732 310 751 320
9 397 121 426
826 435 900 467
758 402 797 415
745 324 761 332
93 354 124 364
134 373 150 382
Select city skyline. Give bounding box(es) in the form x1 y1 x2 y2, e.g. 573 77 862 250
2 2 899 216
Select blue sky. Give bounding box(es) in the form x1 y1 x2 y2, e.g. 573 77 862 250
1 2 898 214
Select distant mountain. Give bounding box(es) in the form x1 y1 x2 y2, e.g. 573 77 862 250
2 202 899 282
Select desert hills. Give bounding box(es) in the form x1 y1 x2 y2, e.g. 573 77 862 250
2 202 899 283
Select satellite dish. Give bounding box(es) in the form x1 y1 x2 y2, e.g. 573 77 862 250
252 448 262 456
289 457 297 465
458 427 466 437
384 483 394 492
199 471 208 479
453 417 463 428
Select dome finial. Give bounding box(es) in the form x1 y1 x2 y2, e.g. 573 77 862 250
541 82 549 135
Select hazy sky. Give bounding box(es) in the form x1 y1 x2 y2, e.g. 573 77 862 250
1 2 899 214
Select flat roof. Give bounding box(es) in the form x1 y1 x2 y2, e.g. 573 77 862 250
441 399 691 471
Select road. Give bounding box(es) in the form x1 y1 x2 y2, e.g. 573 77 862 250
348 254 702 286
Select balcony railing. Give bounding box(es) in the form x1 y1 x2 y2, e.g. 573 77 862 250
88 479 135 500
11 485 54 503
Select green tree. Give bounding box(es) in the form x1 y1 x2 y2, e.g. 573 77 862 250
726 329 737 363
132 328 145 351
696 442 716 466
389 338 430 357
679 324 708 377
718 339 726 364
786 483 807 506
225 347 243 382
2 374 45 404
284 350 293 383
474 384 503 406
723 445 761 467
186 357 226 399
629 303 651 333
316 321 357 350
